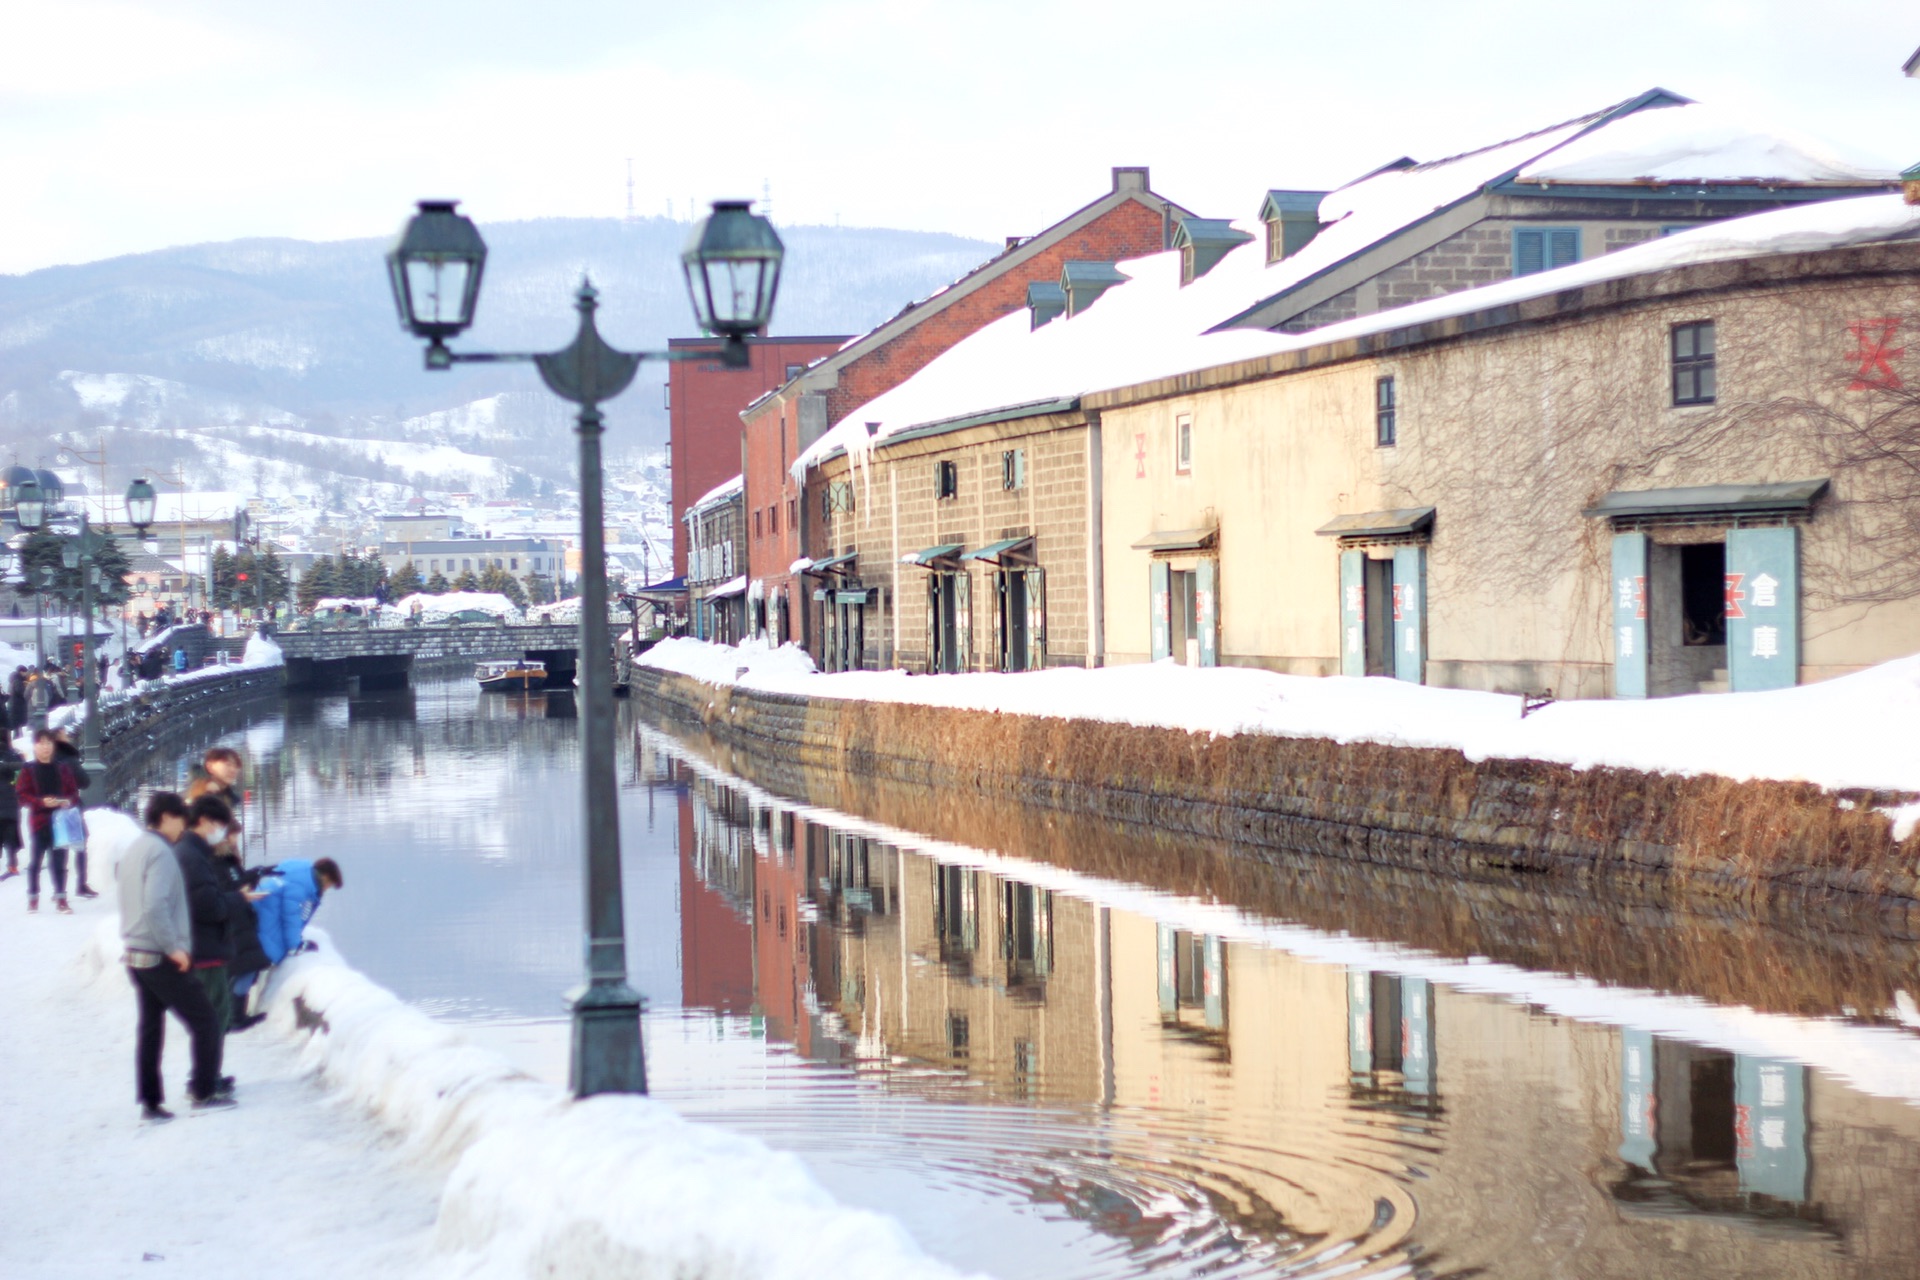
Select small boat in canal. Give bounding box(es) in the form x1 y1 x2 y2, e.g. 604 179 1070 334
475 659 547 692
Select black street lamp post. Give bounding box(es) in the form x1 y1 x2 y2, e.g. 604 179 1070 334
385 197 783 1097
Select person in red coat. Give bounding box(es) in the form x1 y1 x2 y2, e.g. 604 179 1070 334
16 729 82 913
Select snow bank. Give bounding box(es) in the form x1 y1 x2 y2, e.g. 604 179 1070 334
258 938 969 1278
639 638 1920 796
242 631 284 667
1515 101 1893 185
0 641 36 678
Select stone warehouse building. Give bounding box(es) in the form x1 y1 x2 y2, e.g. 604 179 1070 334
1094 210 1920 697
684 474 746 644
785 92 1913 696
744 167 1189 655
808 402 1094 672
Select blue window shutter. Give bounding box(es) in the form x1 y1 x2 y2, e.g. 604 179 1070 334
1548 228 1579 268
1513 229 1544 276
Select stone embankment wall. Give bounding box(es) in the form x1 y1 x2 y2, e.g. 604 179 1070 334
633 668 1920 916
96 666 286 778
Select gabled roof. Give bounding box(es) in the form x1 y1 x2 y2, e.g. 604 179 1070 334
742 168 1191 421
1215 89 1896 333
1170 218 1253 250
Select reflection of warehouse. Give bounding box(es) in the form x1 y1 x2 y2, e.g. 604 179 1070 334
662 769 1920 1272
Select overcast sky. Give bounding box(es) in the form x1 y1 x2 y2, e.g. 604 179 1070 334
2 0 1916 275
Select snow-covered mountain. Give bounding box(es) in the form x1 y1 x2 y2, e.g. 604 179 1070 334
0 217 996 502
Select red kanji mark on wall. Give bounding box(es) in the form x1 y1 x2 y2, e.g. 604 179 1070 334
1724 572 1747 621
1848 318 1905 390
1135 432 1148 479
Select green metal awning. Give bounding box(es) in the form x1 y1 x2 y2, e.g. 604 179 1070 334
901 543 963 567
808 551 856 572
1582 478 1829 520
960 536 1033 564
1314 507 1435 539
1130 527 1217 553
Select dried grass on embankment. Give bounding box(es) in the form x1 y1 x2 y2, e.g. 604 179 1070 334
636 669 1920 942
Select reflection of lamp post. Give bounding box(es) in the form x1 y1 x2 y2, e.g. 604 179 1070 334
385 197 784 1097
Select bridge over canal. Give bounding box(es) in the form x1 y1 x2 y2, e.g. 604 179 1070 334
274 621 591 691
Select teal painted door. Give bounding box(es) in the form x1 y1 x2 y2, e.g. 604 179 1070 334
1611 532 1649 698
1346 969 1372 1074
1339 549 1365 677
1195 557 1219 667
1150 561 1171 660
1391 545 1426 683
1400 977 1434 1096
1618 1029 1657 1169
1726 526 1799 692
1156 924 1177 1017
1735 1056 1808 1202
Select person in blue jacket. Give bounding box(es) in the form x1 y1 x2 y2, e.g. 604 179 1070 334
253 857 344 964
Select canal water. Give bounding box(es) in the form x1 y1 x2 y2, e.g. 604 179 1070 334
143 679 1920 1279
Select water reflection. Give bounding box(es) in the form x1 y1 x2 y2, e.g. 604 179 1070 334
139 686 1920 1279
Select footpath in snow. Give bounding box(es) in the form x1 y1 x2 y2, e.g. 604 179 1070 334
1 812 975 1280
639 638 1920 818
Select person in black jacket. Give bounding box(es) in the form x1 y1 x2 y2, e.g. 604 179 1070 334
175 795 241 1072
50 730 97 898
0 748 20 881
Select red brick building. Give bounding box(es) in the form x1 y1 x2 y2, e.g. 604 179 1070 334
743 166 1188 648
667 334 846 579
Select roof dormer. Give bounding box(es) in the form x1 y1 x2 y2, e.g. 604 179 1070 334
1060 261 1129 318
1170 217 1255 284
1027 281 1067 329
1258 190 1328 263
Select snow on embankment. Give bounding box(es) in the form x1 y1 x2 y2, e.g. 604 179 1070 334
638 637 1920 802
272 951 970 1279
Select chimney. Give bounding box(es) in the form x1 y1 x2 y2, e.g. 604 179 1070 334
1111 166 1149 194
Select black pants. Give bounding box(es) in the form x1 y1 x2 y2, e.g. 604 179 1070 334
129 962 223 1105
27 827 66 899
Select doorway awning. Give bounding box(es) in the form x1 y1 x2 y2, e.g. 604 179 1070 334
705 575 748 600
1314 507 1435 539
901 543 963 567
960 536 1033 565
1130 527 1217 553
806 550 856 574
1582 478 1829 520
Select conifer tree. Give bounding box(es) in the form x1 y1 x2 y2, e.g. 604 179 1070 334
451 569 480 593
389 560 424 598
426 569 451 594
296 556 337 610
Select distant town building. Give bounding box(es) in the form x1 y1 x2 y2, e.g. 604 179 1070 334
377 537 562 579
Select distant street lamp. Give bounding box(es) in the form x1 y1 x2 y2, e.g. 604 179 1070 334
385 196 784 1097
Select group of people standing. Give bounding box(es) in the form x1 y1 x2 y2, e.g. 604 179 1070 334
106 748 344 1122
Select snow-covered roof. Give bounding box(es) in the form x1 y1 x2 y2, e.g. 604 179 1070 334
796 192 1920 477
686 474 744 519
1513 102 1895 186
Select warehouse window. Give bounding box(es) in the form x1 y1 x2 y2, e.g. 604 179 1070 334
1375 376 1397 447
1174 414 1192 474
1513 226 1580 276
935 460 959 500
1672 321 1716 405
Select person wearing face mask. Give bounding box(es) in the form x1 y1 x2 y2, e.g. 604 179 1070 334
174 796 243 1055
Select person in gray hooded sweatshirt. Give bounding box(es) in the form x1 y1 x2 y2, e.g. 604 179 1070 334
118 791 233 1122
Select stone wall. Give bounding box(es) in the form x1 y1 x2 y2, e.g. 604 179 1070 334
634 668 1920 920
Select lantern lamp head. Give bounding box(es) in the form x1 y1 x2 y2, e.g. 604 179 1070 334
12 476 44 531
125 478 157 534
386 200 489 353
681 200 784 359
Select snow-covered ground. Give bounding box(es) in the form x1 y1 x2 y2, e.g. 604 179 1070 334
0 811 975 1280
639 638 1920 815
